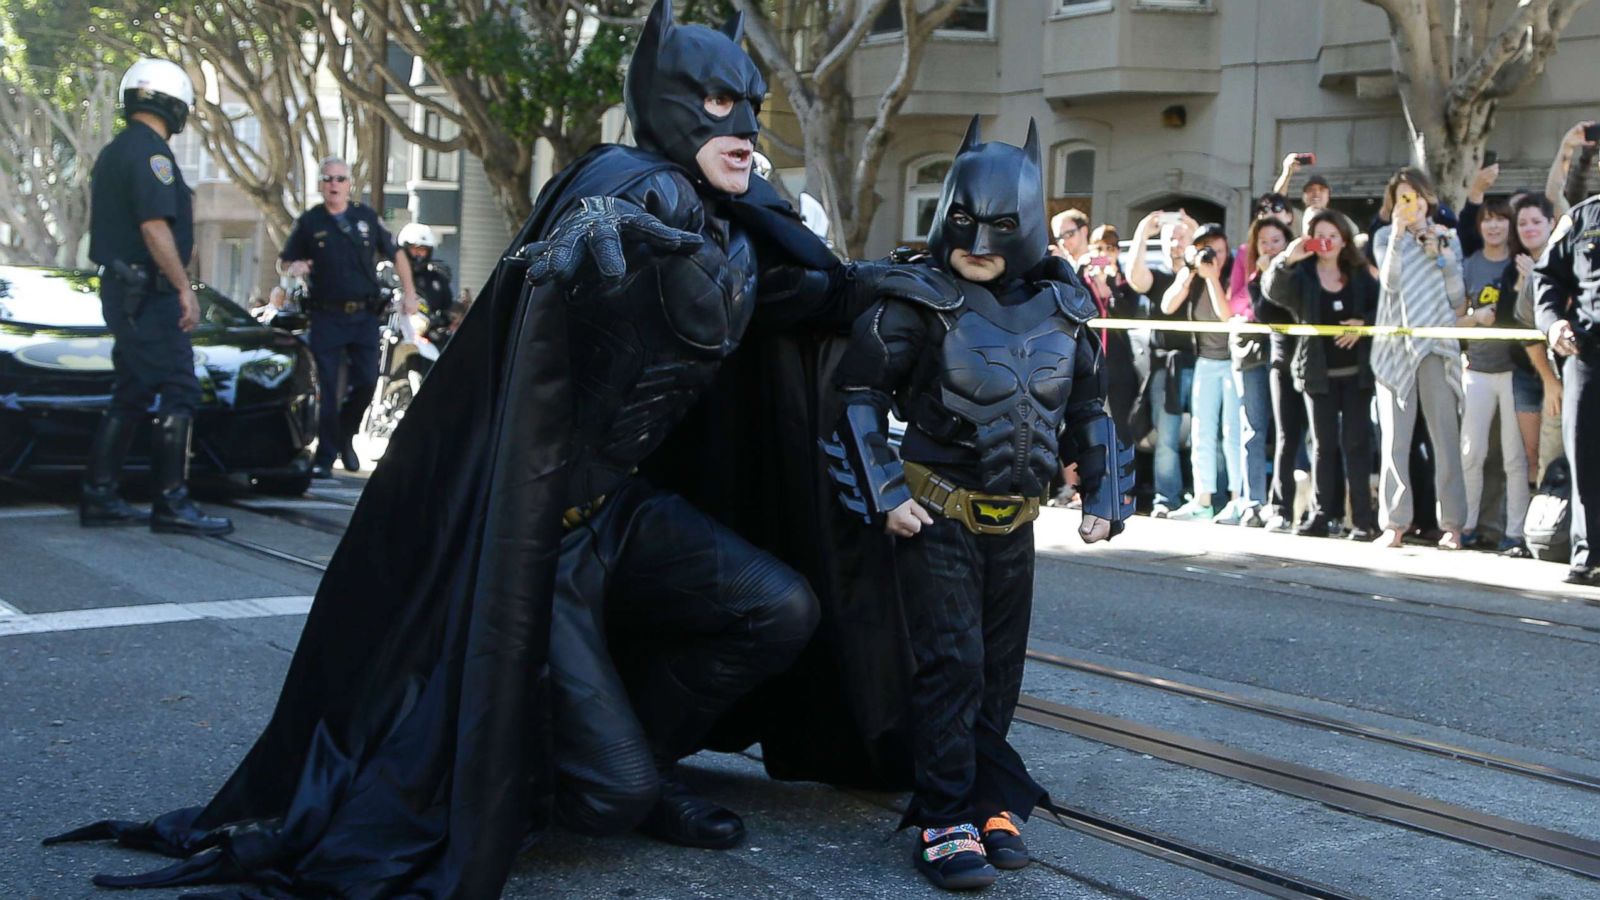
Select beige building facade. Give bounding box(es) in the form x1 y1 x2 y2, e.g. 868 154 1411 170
820 0 1600 257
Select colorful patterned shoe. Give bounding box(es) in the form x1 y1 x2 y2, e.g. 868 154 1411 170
981 812 1030 870
914 824 998 890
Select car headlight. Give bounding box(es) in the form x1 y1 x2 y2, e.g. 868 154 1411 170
241 353 295 389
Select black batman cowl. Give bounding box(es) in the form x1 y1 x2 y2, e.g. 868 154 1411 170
927 116 1049 285
624 0 765 175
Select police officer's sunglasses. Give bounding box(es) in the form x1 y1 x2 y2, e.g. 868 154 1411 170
319 174 350 183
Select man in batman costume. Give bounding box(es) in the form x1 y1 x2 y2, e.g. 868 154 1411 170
45 3 886 896
827 117 1136 890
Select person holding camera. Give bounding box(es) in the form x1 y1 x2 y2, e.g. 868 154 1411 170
1135 211 1201 516
1457 200 1531 554
1371 168 1469 550
280 156 418 479
1246 218 1307 531
1263 212 1380 540
1079 224 1147 446
1161 224 1246 523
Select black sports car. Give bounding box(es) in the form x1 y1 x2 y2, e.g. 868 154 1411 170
0 265 317 495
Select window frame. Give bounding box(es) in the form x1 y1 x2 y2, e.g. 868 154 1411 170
902 154 954 243
867 0 994 42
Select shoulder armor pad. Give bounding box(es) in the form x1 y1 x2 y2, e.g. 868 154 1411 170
1050 280 1097 324
877 265 963 311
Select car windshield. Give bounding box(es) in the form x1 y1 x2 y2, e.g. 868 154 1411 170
0 266 255 329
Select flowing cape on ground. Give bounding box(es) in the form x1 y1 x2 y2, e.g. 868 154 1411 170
48 144 917 898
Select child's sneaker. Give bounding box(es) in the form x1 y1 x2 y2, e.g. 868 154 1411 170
980 812 1030 870
915 824 998 890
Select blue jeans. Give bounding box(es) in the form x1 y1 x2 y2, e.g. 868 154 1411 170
1234 365 1272 506
1150 358 1194 507
1191 356 1242 499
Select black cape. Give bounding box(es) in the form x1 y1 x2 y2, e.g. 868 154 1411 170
47 144 888 899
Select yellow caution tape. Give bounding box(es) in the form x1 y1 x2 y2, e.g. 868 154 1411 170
1087 318 1545 342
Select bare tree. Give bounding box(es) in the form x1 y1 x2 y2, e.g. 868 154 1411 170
110 0 356 248
1359 0 1596 208
0 62 116 265
297 0 642 227
732 0 966 256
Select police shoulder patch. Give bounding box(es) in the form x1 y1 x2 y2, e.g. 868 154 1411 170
149 154 175 186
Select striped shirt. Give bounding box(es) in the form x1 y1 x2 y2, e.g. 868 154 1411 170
1371 224 1466 402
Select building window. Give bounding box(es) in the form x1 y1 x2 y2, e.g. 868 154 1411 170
872 0 990 37
903 155 952 242
1134 0 1209 8
419 110 459 183
1051 144 1096 222
216 237 254 304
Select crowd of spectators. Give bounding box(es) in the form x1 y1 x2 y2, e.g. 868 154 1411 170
1049 123 1597 568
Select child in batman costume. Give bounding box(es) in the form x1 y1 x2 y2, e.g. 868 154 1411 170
828 118 1136 890
44 3 888 897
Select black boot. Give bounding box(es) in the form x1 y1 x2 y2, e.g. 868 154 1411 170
637 771 745 850
80 412 149 527
150 413 233 537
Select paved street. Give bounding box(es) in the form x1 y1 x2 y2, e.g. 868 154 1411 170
3 473 1599 899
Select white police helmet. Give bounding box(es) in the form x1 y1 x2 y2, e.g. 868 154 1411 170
120 59 195 134
397 223 438 249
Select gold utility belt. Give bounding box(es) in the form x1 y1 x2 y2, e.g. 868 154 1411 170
903 462 1040 536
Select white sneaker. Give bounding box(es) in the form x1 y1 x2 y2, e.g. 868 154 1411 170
1167 500 1216 522
1212 499 1245 525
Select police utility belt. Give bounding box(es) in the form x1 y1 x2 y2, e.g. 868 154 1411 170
309 296 383 315
903 462 1040 536
104 261 178 295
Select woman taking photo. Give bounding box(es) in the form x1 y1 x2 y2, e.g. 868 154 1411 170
1245 218 1303 531
1371 168 1469 550
1262 212 1380 540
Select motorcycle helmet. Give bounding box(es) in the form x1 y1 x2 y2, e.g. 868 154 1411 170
120 58 194 135
397 222 438 249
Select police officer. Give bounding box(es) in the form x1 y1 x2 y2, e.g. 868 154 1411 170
397 222 454 340
81 58 232 537
279 156 417 478
1532 181 1600 586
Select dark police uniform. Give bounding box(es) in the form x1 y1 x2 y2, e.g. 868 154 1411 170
87 119 199 416
1531 194 1600 579
279 201 396 467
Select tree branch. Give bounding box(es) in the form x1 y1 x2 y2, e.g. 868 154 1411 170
812 0 893 86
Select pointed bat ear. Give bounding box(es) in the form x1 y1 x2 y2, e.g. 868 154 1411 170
646 0 674 40
959 115 982 153
1023 118 1040 165
721 11 745 41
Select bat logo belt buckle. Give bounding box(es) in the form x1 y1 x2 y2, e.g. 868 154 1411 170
903 462 1041 536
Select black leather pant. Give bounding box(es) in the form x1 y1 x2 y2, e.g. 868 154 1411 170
547 478 819 836
895 513 1045 828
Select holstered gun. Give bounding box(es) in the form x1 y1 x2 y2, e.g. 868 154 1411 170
108 261 151 321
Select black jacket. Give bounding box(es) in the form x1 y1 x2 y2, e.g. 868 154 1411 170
1261 255 1378 395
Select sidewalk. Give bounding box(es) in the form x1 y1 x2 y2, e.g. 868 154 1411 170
1033 507 1600 605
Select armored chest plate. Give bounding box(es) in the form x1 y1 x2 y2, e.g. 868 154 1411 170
563 215 759 502
936 282 1079 496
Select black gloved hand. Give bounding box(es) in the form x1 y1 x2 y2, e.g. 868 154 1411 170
523 196 703 286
